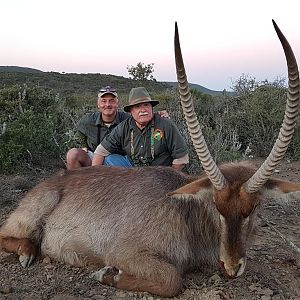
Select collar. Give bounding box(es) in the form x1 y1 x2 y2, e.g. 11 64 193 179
96 112 119 126
129 114 156 131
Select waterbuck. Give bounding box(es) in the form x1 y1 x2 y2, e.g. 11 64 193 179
0 20 300 297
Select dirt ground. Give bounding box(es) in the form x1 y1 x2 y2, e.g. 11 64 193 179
0 160 299 300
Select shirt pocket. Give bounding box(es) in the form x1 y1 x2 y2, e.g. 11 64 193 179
153 136 168 156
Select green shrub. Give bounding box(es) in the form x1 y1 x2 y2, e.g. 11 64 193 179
229 76 288 157
0 85 73 173
0 110 59 172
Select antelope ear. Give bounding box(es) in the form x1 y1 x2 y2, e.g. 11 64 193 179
264 178 300 193
168 177 212 196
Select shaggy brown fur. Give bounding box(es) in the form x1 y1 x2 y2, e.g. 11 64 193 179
1 163 300 297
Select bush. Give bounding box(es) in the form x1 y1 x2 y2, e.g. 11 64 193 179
0 111 59 171
0 85 78 173
229 76 288 157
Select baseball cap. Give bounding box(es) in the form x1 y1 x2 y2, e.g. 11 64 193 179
97 86 118 98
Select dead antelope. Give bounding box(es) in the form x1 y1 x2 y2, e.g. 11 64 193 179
0 20 300 298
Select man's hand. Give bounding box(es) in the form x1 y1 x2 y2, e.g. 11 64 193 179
172 163 185 171
158 110 170 119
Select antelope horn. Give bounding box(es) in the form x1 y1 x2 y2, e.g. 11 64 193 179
244 20 300 193
174 22 227 190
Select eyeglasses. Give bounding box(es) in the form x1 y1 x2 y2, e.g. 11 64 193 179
99 86 116 93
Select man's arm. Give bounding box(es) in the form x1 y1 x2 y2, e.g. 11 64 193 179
92 145 111 166
172 163 184 171
92 153 105 166
172 154 189 170
163 119 189 169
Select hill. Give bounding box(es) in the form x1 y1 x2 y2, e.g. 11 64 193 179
164 81 229 96
0 70 170 97
0 66 226 96
0 66 43 73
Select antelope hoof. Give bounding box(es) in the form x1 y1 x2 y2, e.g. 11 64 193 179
17 239 37 267
19 254 35 268
90 266 121 286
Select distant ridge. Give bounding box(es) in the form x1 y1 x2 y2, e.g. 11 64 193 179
164 81 227 96
0 65 228 96
0 66 43 73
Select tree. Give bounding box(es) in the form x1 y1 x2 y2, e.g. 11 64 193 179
126 62 155 81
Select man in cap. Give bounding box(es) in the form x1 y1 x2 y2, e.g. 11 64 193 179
66 86 129 170
66 86 170 170
92 87 189 170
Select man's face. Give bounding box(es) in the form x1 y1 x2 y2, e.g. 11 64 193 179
98 94 119 117
130 102 154 127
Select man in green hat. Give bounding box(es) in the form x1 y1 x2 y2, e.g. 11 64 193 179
92 87 189 170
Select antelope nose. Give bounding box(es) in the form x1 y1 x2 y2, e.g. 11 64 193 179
236 257 246 277
221 257 246 278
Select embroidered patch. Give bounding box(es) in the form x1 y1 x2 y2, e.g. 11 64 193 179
152 129 164 141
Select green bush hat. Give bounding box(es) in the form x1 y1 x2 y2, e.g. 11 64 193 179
123 87 159 112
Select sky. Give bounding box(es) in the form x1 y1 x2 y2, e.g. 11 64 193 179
1 0 300 91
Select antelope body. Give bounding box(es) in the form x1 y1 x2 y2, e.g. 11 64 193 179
1 20 300 297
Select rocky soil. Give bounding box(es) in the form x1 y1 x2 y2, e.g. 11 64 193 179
0 160 299 300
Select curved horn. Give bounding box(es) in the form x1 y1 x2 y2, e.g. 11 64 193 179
174 22 227 190
244 20 300 193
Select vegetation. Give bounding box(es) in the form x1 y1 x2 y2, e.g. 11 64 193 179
0 70 168 107
0 71 299 174
126 62 155 81
0 85 70 172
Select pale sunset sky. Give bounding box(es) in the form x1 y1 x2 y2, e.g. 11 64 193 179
1 0 299 90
